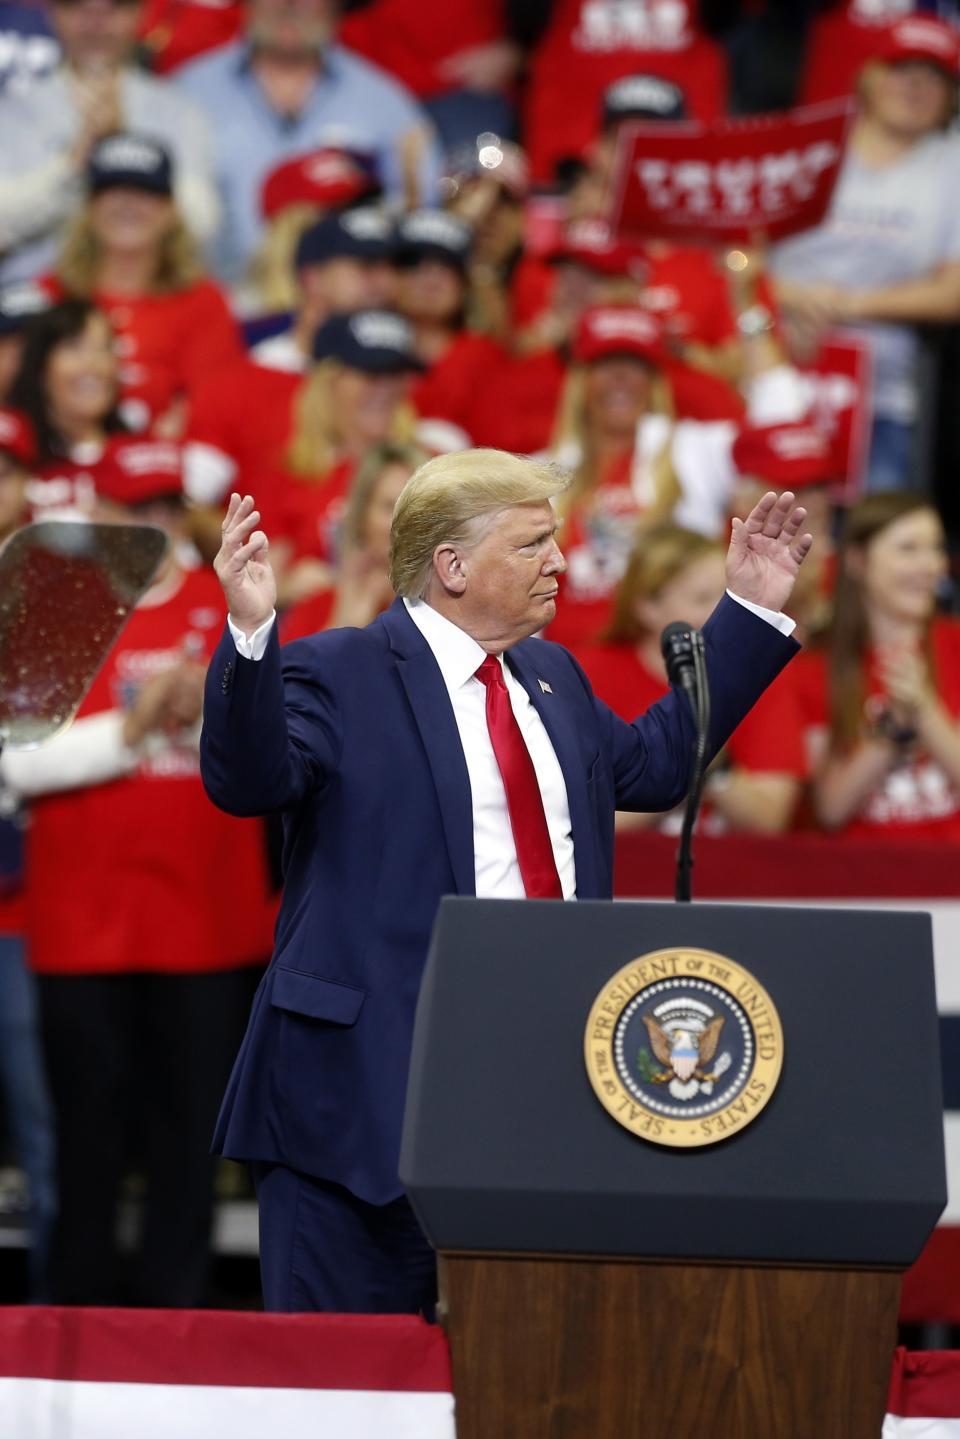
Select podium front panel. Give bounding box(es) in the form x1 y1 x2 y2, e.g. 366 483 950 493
400 898 946 1267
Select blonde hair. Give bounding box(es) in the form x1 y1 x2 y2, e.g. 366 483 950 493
246 204 324 312
341 439 429 549
58 202 203 296
606 524 723 644
390 448 570 598
286 359 417 477
550 364 679 525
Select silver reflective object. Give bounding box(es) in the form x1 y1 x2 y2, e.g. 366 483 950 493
0 521 169 748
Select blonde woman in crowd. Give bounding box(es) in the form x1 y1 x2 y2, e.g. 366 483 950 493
51 133 241 438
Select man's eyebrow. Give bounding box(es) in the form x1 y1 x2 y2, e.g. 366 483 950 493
520 523 561 546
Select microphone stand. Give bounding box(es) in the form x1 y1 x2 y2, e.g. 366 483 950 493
674 631 710 904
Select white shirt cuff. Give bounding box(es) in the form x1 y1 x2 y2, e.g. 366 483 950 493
227 612 276 660
726 589 796 638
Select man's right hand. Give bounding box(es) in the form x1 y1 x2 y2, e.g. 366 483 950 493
214 493 277 639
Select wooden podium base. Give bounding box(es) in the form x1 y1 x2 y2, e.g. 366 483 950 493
439 1253 901 1439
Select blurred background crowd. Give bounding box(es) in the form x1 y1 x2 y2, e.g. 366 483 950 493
1 0 960 1311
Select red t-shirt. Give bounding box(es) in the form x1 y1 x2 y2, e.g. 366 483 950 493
510 254 555 330
28 440 124 519
46 277 243 432
272 458 357 563
279 588 336 645
459 347 567 453
25 566 275 975
548 450 643 648
794 617 960 839
139 0 243 73
642 245 738 346
339 0 504 98
186 358 303 506
524 0 727 181
663 356 745 423
574 640 807 828
659 262 779 421
412 331 506 437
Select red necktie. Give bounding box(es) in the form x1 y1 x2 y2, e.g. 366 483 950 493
475 655 563 899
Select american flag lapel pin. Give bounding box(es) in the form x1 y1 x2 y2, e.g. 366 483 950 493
538 679 553 694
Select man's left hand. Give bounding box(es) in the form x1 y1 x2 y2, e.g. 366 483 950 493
726 490 813 615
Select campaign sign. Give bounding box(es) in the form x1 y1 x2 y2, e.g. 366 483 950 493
609 101 853 245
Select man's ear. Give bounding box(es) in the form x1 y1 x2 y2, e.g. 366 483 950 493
432 542 468 596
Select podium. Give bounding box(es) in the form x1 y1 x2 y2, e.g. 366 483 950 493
400 897 947 1439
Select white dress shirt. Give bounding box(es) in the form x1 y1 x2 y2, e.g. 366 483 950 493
228 592 793 900
402 597 577 900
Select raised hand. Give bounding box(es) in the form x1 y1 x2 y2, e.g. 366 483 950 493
726 491 813 615
213 493 277 638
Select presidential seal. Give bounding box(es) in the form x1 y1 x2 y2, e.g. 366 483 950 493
584 947 783 1148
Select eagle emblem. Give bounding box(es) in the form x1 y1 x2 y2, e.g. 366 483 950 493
584 947 783 1147
642 998 731 1101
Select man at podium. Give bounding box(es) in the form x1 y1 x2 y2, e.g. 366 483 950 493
200 446 810 1314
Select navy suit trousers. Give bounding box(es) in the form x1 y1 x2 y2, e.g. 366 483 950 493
252 1162 437 1316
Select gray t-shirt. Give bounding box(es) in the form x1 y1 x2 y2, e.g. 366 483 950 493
771 131 960 422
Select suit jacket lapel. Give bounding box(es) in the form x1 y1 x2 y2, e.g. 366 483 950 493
380 601 476 897
506 644 598 898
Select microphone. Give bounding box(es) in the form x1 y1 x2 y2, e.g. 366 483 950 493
660 622 698 693
660 622 711 903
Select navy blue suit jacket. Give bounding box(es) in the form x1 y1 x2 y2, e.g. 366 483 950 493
200 595 797 1204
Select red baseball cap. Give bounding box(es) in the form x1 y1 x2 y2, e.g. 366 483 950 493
261 148 381 220
545 218 647 280
874 15 960 76
0 407 36 469
573 305 667 367
732 423 836 489
97 440 183 506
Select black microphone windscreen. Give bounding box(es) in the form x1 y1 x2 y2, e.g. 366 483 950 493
660 622 696 689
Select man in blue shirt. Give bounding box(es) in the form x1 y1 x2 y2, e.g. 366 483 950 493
175 0 442 284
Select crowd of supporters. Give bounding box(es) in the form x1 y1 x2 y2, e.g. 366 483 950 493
1 0 960 1307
